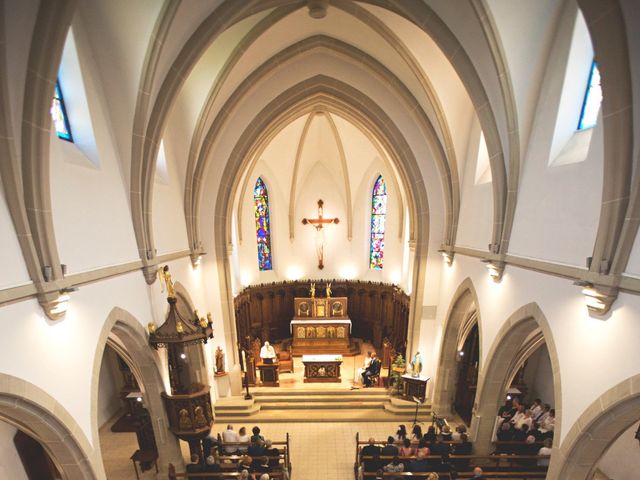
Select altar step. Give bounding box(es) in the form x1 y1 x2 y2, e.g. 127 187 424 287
214 389 432 422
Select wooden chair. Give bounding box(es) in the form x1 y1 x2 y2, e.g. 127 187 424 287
276 344 294 373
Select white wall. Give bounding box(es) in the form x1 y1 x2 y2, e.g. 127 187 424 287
597 423 640 480
0 421 28 480
522 344 555 407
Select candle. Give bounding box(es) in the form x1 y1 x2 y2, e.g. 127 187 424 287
241 350 246 373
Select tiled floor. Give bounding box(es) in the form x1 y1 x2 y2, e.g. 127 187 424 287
100 418 419 480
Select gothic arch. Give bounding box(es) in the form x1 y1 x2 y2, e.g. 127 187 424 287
0 373 99 479
90 307 183 475
471 303 562 456
432 278 482 416
209 75 431 364
547 373 640 480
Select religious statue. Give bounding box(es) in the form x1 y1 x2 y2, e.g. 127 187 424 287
178 408 192 430
410 351 423 378
326 282 332 298
194 406 207 428
310 282 316 298
215 346 225 373
301 199 340 269
158 265 176 298
147 322 156 334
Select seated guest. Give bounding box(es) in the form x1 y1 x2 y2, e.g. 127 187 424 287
415 437 431 456
362 353 381 387
374 469 384 480
430 439 451 459
528 422 543 441
186 454 202 477
510 405 526 427
441 424 453 441
523 435 540 456
537 438 552 466
237 427 251 453
515 410 534 430
427 474 440 480
399 438 415 457
452 424 467 442
396 424 408 442
472 466 487 479
497 421 514 441
382 436 399 456
362 437 382 472
536 403 552 424
383 456 405 479
203 455 222 477
411 424 423 442
540 409 556 434
251 426 265 443
498 400 516 423
454 434 472 455
222 424 239 454
248 439 266 457
239 469 250 480
424 426 437 443
237 455 252 472
407 451 430 472
264 439 280 468
513 424 530 443
529 398 543 419
258 475 270 480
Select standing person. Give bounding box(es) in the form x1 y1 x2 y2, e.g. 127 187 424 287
260 342 276 364
222 424 239 454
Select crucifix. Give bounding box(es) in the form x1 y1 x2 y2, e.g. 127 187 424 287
302 199 339 269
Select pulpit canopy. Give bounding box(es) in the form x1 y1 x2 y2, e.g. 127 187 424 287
149 297 213 349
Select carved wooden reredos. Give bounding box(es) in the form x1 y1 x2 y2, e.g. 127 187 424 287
233 280 410 351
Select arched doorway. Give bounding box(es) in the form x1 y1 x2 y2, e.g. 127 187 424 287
91 307 183 476
432 278 482 417
471 303 562 455
0 374 98 479
454 322 480 425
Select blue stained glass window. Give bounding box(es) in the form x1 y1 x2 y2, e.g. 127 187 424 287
578 61 602 130
50 80 73 142
370 175 387 269
254 177 273 271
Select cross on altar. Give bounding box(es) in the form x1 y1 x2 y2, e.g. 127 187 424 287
302 199 339 269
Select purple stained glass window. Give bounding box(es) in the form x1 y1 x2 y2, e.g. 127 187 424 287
370 175 387 269
50 80 73 142
254 177 272 271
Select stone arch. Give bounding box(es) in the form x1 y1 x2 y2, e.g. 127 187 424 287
432 278 482 416
0 373 99 479
471 303 562 455
209 75 432 364
90 307 183 475
547 373 640 480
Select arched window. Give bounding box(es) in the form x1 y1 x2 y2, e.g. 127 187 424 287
253 177 273 271
577 61 602 130
369 175 387 270
50 80 73 142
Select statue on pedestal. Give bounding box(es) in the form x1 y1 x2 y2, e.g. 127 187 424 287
326 282 332 298
215 346 225 374
310 282 316 298
158 265 176 298
410 351 423 378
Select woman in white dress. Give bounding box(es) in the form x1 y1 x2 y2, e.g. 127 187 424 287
355 351 372 385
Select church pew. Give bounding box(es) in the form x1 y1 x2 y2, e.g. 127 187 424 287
455 473 547 479
362 473 452 478
448 455 549 472
167 464 288 479
215 433 292 472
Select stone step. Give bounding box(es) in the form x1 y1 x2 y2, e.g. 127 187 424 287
214 409 410 423
213 405 261 417
251 387 387 397
260 401 384 410
254 394 388 404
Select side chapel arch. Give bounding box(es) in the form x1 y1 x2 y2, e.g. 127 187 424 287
432 278 482 416
0 374 99 480
90 307 183 475
471 303 563 457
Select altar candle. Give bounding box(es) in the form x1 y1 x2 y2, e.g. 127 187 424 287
241 350 246 372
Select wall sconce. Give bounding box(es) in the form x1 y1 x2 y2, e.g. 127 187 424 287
45 286 78 320
574 280 617 316
190 252 205 269
483 260 505 282
439 249 454 266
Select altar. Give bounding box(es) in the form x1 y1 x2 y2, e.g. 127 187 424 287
302 354 343 383
291 296 352 355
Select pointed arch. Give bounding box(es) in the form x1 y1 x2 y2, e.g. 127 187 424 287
370 174 388 270
253 177 273 271
433 278 482 416
471 303 562 456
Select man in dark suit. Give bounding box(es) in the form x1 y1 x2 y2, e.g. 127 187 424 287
362 353 381 387
361 437 382 473
186 454 202 478
407 451 430 472
381 436 399 457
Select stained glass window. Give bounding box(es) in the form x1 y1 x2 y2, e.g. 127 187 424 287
578 61 602 130
370 175 387 270
50 80 73 142
254 177 273 271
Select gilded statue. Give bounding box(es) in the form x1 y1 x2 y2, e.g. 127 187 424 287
194 406 207 428
310 282 316 298
178 408 192 430
215 346 225 373
158 265 176 298
326 282 332 298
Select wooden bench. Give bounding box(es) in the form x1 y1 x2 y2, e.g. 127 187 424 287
448 455 549 472
456 472 547 479
168 466 288 479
